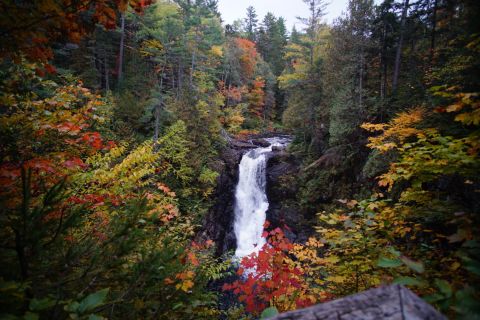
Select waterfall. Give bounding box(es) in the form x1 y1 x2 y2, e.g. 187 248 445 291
234 137 290 258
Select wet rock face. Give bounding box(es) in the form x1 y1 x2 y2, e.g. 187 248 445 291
204 146 242 255
266 151 312 243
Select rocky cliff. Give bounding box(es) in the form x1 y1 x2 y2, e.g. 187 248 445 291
266 148 314 243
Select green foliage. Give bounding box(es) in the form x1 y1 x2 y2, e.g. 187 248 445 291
260 306 279 319
156 120 194 186
0 63 224 320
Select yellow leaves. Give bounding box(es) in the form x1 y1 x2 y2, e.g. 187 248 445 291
326 275 347 284
450 262 461 271
140 39 164 57
306 237 324 248
210 45 223 57
392 108 425 126
378 172 395 190
82 141 159 195
455 110 480 126
176 280 194 292
318 211 350 226
360 123 388 132
324 255 340 265
134 298 144 310
438 92 480 125
362 108 427 153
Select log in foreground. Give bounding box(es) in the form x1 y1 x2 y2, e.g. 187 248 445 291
270 285 446 320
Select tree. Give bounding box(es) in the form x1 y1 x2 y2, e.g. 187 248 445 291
326 0 374 146
392 0 410 91
244 6 258 42
298 0 328 65
0 0 152 65
256 13 288 76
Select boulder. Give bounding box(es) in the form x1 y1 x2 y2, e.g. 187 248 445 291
251 138 270 147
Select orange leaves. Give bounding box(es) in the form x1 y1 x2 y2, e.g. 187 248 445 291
433 87 480 124
55 122 84 135
248 77 266 119
234 38 258 80
187 252 199 266
169 244 208 293
445 92 480 126
0 73 118 226
146 188 179 223
93 3 117 29
175 270 195 292
156 183 176 197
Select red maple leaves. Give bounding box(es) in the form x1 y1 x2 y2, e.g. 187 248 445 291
222 224 314 315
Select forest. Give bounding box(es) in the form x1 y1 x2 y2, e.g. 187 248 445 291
0 0 478 319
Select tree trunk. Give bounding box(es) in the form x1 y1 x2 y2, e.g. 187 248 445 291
154 105 161 144
177 61 182 98
380 22 387 101
104 47 110 92
154 62 166 145
118 12 125 83
392 0 409 92
190 50 196 87
359 49 363 110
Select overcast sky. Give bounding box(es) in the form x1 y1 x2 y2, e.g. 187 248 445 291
217 0 352 31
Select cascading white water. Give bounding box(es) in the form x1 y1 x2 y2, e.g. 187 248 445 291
234 137 290 258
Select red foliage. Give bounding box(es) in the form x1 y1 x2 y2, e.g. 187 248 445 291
222 225 313 315
63 157 87 170
80 132 104 150
0 0 153 64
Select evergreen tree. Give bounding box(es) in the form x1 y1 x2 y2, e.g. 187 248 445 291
327 0 374 147
256 13 287 76
244 6 258 41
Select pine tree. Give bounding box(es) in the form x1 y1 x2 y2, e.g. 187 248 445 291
244 6 258 41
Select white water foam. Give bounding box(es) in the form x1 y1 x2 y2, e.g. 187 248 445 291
233 137 290 258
